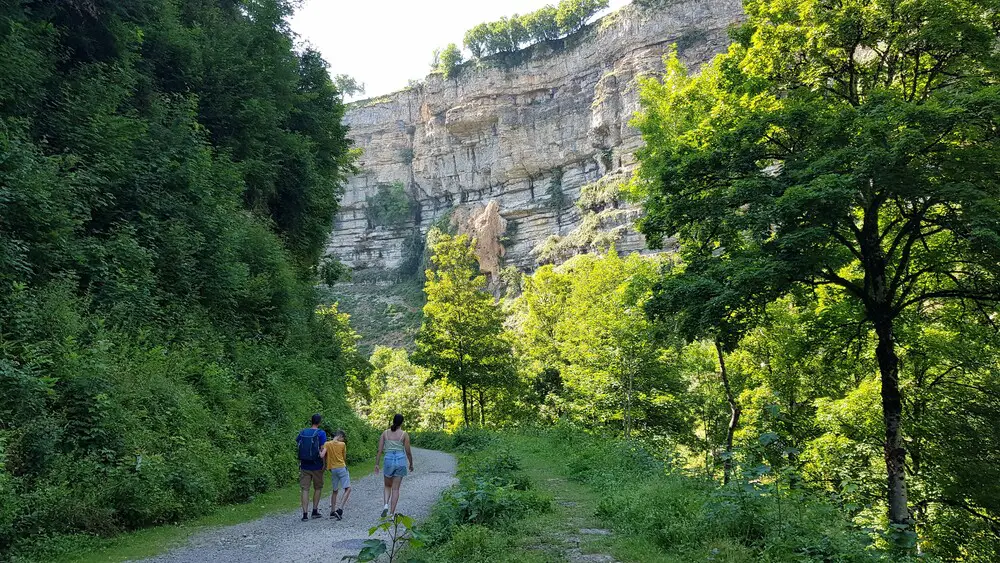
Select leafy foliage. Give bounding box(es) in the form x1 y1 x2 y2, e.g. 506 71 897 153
462 0 609 59
510 252 689 438
366 182 415 228
422 448 549 546
437 43 464 79
413 234 515 426
0 0 367 556
351 347 461 431
633 0 1000 541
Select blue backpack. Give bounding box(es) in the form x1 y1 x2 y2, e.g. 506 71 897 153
297 429 322 462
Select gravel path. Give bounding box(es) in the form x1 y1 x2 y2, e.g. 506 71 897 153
139 448 456 563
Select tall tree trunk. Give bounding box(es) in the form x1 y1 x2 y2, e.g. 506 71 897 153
716 340 741 485
874 318 912 528
860 200 912 532
461 383 469 427
478 388 485 426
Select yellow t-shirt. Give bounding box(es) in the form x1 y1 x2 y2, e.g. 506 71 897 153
323 440 346 470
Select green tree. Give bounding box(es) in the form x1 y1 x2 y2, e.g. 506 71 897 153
463 23 490 59
333 74 365 98
555 0 609 35
366 182 414 228
512 252 689 440
643 260 760 483
633 0 1000 536
357 347 461 431
413 233 513 426
521 6 561 42
557 252 681 439
437 43 464 80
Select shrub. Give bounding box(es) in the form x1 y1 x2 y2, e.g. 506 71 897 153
451 427 496 453
423 448 549 549
410 430 454 451
445 477 548 526
366 182 414 228
556 430 881 561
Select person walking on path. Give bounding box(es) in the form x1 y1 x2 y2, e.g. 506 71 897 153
374 414 414 518
321 429 351 519
296 414 327 521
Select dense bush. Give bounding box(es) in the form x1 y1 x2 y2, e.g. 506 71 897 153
0 0 368 558
366 182 415 228
423 447 550 545
409 431 454 452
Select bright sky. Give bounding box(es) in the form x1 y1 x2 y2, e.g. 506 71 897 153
290 0 632 101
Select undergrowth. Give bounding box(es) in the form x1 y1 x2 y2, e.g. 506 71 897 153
410 429 551 562
415 426 924 562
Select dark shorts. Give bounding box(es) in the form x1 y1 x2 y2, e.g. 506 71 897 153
299 469 324 491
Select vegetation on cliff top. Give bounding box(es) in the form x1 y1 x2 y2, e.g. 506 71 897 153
428 0 609 81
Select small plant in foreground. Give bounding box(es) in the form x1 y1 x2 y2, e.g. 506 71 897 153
343 513 426 563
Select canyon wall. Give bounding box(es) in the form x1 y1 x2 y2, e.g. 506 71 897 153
327 0 743 278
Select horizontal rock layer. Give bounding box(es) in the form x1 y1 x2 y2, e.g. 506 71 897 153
327 0 744 277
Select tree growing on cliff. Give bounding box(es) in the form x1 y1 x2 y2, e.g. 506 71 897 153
437 43 464 79
333 74 365 98
414 233 513 426
522 5 560 42
632 0 1000 542
464 23 490 58
556 0 609 35
462 0 608 60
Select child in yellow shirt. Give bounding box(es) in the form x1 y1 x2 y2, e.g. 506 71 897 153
320 430 350 519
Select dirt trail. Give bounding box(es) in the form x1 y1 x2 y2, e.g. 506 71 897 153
138 448 456 563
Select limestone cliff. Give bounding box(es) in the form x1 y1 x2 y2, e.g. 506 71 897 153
327 0 743 279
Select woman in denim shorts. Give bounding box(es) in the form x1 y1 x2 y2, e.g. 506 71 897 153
375 413 414 518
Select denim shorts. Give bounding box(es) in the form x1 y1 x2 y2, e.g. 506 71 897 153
383 451 408 478
330 467 351 490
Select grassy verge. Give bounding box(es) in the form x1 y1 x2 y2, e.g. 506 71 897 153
411 427 903 563
48 460 374 563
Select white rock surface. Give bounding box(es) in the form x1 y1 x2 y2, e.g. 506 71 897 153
328 0 744 276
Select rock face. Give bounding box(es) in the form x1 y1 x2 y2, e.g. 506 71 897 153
328 0 743 279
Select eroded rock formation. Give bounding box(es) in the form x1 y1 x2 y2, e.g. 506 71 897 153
327 0 743 279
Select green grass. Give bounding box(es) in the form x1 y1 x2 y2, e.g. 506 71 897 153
58 460 374 563
415 431 620 563
416 429 892 563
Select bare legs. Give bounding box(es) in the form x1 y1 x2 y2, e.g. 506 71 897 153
330 487 351 513
381 476 404 516
389 477 402 515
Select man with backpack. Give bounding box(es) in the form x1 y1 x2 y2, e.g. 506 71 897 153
297 414 327 521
